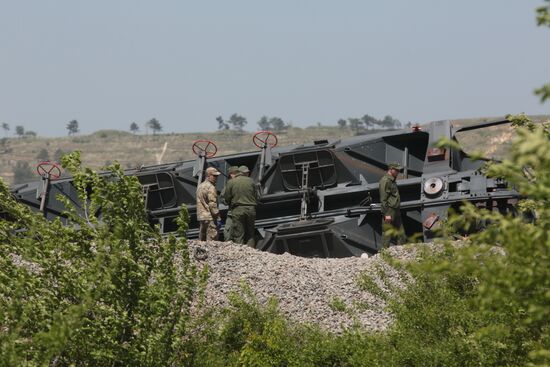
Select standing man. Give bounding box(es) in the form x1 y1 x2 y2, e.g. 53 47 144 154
379 163 405 248
196 167 221 241
224 165 258 247
221 166 240 240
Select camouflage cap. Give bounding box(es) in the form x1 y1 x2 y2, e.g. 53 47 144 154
205 167 221 176
238 165 250 173
227 166 239 175
388 163 403 171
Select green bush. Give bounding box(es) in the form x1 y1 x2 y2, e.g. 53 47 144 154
369 117 550 366
0 151 202 366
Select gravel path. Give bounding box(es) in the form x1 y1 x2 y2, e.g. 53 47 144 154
189 240 423 333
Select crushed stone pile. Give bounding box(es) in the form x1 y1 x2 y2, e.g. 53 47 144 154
188 240 425 333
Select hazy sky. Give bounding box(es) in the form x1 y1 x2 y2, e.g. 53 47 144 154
1 0 549 137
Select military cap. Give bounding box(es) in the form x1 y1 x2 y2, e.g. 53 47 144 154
205 167 221 176
388 163 403 171
227 166 239 175
238 165 250 173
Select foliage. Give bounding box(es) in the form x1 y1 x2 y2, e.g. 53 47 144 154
216 114 249 132
15 125 25 137
146 118 162 135
216 115 230 130
257 116 288 132
179 284 387 367
66 119 79 136
0 151 202 366
346 114 402 133
371 117 550 366
130 122 139 134
227 113 248 132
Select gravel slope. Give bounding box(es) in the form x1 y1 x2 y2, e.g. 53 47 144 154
189 240 420 332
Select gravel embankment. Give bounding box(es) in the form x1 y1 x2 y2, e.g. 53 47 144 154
188 240 425 332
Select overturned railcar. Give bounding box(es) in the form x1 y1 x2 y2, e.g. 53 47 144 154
11 120 520 257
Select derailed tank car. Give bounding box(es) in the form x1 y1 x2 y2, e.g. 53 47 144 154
11 119 520 257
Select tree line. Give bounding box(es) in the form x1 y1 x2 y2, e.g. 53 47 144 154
215 113 405 133
1 113 407 140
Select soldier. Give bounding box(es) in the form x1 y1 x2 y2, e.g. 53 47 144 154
221 166 240 240
196 167 221 241
224 165 258 247
379 163 406 248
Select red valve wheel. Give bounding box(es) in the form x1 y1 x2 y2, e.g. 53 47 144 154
36 161 62 180
192 140 218 158
253 131 278 149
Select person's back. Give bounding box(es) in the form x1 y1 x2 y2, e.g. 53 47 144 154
224 172 258 247
224 175 257 207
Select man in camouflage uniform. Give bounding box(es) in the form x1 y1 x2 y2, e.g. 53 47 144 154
196 167 221 241
224 165 258 247
220 166 240 240
379 163 405 248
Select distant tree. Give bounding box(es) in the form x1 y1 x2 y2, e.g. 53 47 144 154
337 119 347 129
381 115 401 129
1 123 9 137
36 148 50 161
146 118 162 135
257 116 271 130
348 118 363 133
216 116 230 130
130 122 139 134
227 113 247 132
15 125 25 137
361 114 377 130
270 117 286 132
256 116 287 132
406 121 413 128
24 131 37 137
67 120 79 136
13 161 36 184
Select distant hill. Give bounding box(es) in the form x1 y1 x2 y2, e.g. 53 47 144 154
2 115 548 186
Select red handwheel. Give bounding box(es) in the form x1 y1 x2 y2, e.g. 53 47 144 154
36 161 62 180
192 140 218 158
253 131 278 149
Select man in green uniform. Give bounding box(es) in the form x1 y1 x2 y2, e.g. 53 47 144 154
224 165 258 247
220 166 240 241
379 163 405 248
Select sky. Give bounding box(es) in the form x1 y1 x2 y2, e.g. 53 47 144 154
1 0 549 137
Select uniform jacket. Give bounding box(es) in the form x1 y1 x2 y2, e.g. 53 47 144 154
224 175 258 208
196 180 220 221
379 173 400 217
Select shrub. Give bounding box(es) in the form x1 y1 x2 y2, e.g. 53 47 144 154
0 151 202 366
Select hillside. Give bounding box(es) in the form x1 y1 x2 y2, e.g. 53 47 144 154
1 115 548 185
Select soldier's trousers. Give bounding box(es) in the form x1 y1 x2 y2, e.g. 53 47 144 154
199 220 218 241
381 210 406 249
229 206 256 247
